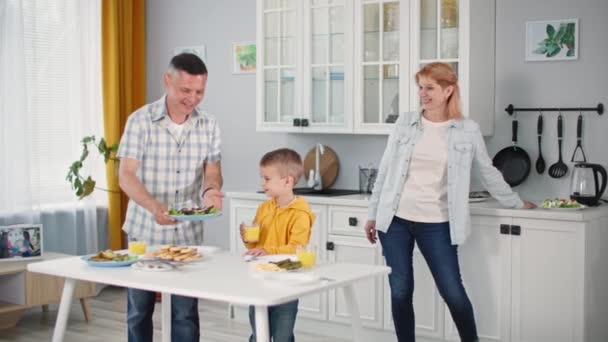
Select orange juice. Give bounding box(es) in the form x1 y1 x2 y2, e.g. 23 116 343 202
244 226 260 242
128 241 146 255
297 250 317 267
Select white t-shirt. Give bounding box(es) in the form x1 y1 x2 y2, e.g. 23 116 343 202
396 116 450 222
168 119 185 142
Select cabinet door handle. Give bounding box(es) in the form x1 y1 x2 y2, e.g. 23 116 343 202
500 224 510 235
511 225 521 236
293 118 301 127
348 217 358 226
326 242 335 251
301 118 309 127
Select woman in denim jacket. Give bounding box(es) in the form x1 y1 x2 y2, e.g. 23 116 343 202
365 63 535 342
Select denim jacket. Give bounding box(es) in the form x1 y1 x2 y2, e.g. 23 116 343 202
368 111 524 245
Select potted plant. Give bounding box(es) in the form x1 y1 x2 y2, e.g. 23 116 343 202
66 136 119 199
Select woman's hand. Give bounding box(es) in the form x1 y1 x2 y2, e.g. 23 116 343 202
522 200 537 209
364 220 377 244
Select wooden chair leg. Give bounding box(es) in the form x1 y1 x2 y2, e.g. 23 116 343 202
42 304 49 312
80 298 92 322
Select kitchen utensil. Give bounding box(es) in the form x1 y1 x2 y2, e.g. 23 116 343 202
303 145 339 190
535 113 546 174
359 165 378 194
570 113 587 162
492 118 531 187
548 114 568 178
570 163 607 206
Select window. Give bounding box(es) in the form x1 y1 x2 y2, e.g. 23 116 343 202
0 0 105 209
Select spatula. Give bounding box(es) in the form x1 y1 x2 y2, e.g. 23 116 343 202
536 113 545 173
548 114 568 178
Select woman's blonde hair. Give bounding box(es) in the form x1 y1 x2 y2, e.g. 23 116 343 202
415 62 463 120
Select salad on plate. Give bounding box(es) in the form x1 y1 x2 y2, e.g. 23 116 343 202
540 198 584 209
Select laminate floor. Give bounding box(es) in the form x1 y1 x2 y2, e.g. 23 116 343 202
0 286 349 342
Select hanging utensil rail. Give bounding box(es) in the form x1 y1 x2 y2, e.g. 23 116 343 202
505 103 604 115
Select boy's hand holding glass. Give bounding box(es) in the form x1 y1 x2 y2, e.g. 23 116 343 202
296 244 317 267
241 222 260 243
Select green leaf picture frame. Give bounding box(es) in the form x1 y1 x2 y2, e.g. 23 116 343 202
525 18 579 61
233 41 256 74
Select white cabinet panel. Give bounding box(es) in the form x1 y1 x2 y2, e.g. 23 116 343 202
328 205 368 237
328 235 384 328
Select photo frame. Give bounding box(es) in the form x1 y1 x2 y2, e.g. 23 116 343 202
173 45 207 63
0 224 43 262
232 42 256 74
525 18 578 61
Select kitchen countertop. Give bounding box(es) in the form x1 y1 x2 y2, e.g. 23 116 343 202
227 192 608 222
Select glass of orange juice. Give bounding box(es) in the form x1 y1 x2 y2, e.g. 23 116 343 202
243 224 260 242
128 241 146 255
296 244 317 267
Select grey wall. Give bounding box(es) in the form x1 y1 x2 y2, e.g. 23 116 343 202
146 0 608 249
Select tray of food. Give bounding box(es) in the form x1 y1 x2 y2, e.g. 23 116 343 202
82 250 139 267
168 206 222 221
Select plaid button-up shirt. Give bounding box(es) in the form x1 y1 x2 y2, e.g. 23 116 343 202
117 96 221 245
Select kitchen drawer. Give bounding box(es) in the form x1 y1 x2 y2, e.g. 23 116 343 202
328 206 367 237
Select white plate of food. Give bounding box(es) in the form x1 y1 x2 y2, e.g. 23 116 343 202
141 245 206 263
131 260 176 272
540 198 586 210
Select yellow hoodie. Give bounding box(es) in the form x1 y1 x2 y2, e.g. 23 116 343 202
244 196 316 254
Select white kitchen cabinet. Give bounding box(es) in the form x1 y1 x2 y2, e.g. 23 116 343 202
447 215 597 342
327 234 384 329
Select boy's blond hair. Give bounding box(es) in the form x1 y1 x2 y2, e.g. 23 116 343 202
260 148 304 183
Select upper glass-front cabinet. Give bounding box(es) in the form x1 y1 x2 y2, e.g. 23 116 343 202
257 0 353 133
354 0 405 134
257 0 495 135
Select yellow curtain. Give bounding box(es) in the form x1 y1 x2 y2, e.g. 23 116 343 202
102 0 146 250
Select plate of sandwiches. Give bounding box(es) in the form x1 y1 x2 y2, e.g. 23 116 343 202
142 245 204 263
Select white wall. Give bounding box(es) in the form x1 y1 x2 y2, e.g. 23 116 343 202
146 0 608 249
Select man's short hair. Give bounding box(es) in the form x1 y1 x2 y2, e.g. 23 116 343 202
168 53 207 75
260 148 304 183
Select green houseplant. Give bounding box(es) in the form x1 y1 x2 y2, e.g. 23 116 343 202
534 22 576 58
66 136 119 199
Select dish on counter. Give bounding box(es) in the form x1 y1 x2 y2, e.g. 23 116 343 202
469 191 490 203
540 198 585 210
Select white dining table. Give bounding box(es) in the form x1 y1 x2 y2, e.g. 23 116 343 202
27 251 390 342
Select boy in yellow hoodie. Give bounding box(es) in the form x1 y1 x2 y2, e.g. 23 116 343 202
240 148 316 342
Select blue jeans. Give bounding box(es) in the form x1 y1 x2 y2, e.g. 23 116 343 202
248 300 299 342
378 217 478 342
127 288 199 342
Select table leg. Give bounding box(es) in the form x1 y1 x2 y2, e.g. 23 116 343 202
343 284 363 342
51 278 76 342
161 293 171 342
254 305 270 342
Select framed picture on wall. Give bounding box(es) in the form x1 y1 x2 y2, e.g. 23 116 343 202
232 42 256 74
0 224 43 262
525 18 579 61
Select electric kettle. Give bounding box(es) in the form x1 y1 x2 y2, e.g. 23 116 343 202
570 163 607 206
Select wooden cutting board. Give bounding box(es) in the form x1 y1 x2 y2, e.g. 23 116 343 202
303 146 339 189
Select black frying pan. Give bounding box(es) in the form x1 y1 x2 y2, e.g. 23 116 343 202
492 120 531 187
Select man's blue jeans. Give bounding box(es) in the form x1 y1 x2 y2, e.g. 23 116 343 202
127 288 199 342
378 216 478 342
248 300 299 342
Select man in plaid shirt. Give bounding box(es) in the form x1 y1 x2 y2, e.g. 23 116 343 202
117 53 223 342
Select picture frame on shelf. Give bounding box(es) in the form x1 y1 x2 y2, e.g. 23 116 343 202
232 41 256 74
525 18 578 61
0 224 43 262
